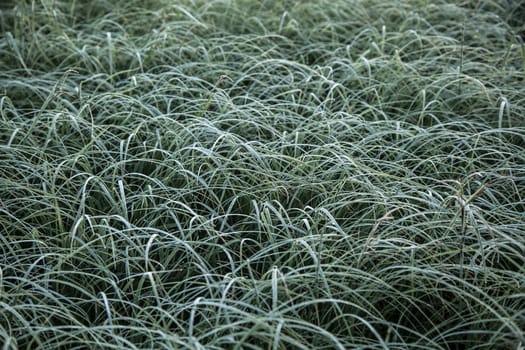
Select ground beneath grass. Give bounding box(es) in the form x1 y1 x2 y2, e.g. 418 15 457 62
0 0 524 349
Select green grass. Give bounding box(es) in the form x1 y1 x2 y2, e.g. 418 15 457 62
0 0 524 349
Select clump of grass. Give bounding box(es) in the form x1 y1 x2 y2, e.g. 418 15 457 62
1 0 524 349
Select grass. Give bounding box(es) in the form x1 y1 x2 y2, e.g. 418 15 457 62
0 0 524 349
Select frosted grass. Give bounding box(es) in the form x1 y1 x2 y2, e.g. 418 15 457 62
0 0 524 349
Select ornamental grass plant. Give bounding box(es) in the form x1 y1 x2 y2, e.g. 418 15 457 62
0 0 524 349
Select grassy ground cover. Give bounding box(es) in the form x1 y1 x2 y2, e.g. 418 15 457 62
0 0 524 349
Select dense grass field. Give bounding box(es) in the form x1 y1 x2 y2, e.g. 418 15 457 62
1 0 524 349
